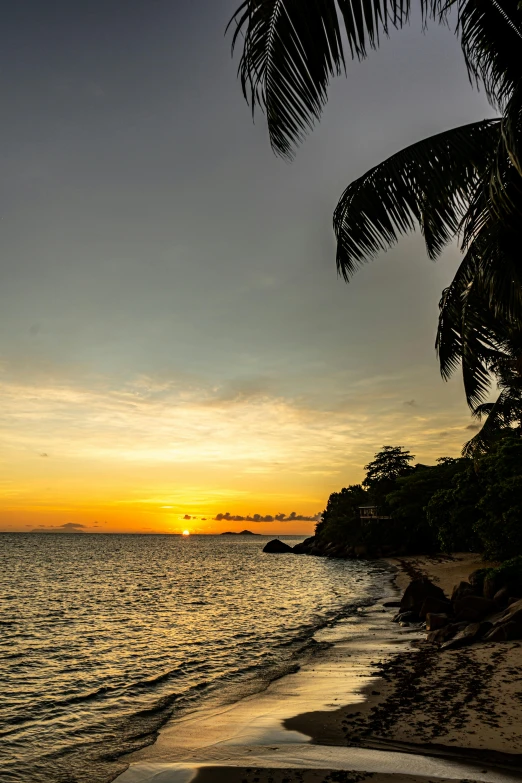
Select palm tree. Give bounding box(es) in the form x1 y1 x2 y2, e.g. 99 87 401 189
228 0 522 410
229 0 521 159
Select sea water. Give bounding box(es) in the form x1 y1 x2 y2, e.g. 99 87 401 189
0 533 391 782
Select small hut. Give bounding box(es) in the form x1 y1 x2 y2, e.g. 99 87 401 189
358 505 392 521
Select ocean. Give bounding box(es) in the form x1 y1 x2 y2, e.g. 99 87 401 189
1 533 391 783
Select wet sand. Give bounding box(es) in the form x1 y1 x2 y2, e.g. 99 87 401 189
112 554 522 783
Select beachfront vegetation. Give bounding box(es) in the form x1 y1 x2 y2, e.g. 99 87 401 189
315 438 522 559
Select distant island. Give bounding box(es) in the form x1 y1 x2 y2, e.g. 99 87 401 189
220 530 259 536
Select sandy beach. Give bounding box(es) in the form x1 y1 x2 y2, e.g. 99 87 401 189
113 554 522 783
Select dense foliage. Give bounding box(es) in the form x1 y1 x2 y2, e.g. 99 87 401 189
316 438 522 558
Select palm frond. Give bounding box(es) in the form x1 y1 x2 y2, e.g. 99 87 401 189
463 390 522 457
435 247 522 407
228 0 418 159
458 0 522 108
502 82 522 176
228 0 520 159
333 120 500 280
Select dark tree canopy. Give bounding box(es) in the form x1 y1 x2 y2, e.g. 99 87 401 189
363 446 415 489
314 435 522 559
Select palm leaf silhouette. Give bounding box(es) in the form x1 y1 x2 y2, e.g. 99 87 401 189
332 120 500 280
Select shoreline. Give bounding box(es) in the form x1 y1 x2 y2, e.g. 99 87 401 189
112 555 522 783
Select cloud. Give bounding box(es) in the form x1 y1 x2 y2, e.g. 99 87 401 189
466 423 480 431
30 522 86 533
0 365 472 513
183 514 191 520
403 399 417 407
214 511 320 523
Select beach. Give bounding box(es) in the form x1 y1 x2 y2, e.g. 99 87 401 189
113 553 522 783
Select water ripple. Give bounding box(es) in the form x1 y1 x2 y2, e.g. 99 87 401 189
0 533 388 783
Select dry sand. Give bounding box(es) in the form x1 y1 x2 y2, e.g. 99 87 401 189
113 554 522 783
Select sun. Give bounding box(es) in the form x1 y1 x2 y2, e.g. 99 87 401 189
182 530 190 536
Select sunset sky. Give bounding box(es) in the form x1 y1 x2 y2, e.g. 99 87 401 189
0 2 496 534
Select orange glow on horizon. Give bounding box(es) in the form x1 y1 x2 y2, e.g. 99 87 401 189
0 369 468 535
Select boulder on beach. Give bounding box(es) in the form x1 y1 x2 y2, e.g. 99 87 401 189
489 597 522 627
493 587 510 608
484 620 522 642
441 620 493 650
426 612 450 631
427 622 467 645
419 595 452 620
262 539 293 554
400 577 447 615
393 610 420 624
454 594 497 622
451 581 476 603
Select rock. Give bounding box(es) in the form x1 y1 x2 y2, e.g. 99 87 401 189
400 578 447 616
427 628 448 644
469 568 490 594
453 595 497 622
499 621 522 640
426 613 449 631
493 587 510 608
354 545 368 558
292 536 315 554
426 623 463 645
419 595 453 619
399 621 410 627
484 558 522 600
393 610 420 624
490 597 522 627
328 544 349 559
451 581 476 603
483 621 522 642
262 539 293 554
483 625 507 642
483 572 502 600
441 621 492 650
383 600 402 608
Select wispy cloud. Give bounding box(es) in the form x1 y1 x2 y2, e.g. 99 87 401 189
0 370 474 474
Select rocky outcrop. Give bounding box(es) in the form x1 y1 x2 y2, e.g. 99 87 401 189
292 536 316 554
221 530 259 536
288 535 383 558
397 562 522 651
441 620 492 650
262 539 293 553
273 533 407 559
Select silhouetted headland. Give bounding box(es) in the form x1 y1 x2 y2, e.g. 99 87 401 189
220 530 259 536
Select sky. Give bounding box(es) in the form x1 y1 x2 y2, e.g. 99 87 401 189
0 1 496 535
